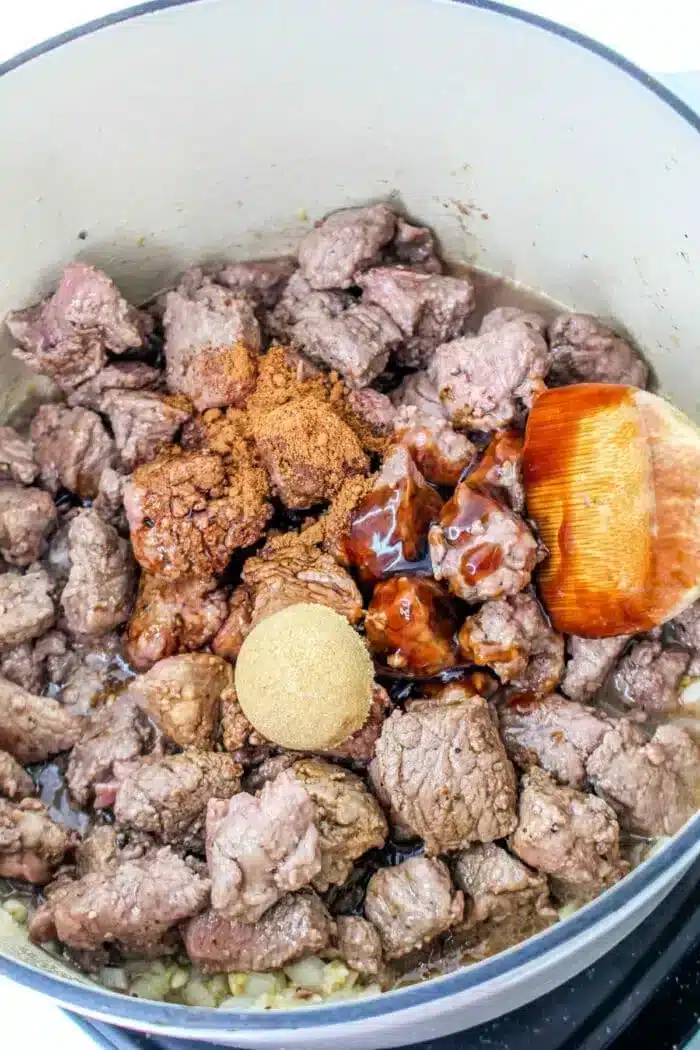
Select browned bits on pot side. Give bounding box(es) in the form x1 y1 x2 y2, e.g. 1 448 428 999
365 576 458 675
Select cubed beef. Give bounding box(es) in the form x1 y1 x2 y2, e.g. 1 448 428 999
130 653 234 748
163 281 260 411
0 749 34 800
298 204 396 290
1 643 46 694
216 258 297 307
347 389 397 437
394 405 476 487
101 390 192 471
67 362 163 410
510 767 627 896
75 825 119 876
370 692 517 852
185 890 333 972
124 447 271 579
0 797 73 884
212 584 253 662
33 846 210 952
206 770 321 923
669 599 700 675
267 271 352 342
428 321 550 430
46 632 127 717
0 565 55 651
364 856 464 959
429 484 537 602
0 485 56 566
479 306 547 336
359 267 475 368
336 916 383 975
7 263 150 390
465 428 525 513
92 467 127 529
389 217 443 273
586 722 700 836
0 426 38 485
292 300 402 389
392 370 445 419
458 593 564 697
366 576 458 675
548 313 648 388
612 639 690 712
62 509 136 637
0 677 81 763
560 634 631 703
125 574 229 672
324 682 391 764
289 759 387 891
30 404 116 499
453 842 552 928
114 750 242 850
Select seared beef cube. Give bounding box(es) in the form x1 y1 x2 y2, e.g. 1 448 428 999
101 390 192 471
124 448 271 579
612 639 689 712
30 404 117 499
586 722 700 836
366 576 458 675
453 842 552 928
290 759 387 891
67 361 163 410
458 594 564 697
548 313 648 388
114 750 242 850
62 509 136 637
394 404 475 487
0 749 34 800
370 692 517 852
358 267 475 368
66 695 161 806
206 770 321 923
163 281 260 411
185 891 333 972
347 388 397 436
0 485 56 567
130 653 234 749
510 767 627 896
212 584 253 662
75 825 118 876
428 321 550 430
669 599 700 675
560 634 631 703
7 263 150 390
292 300 402 388
0 677 81 763
298 204 396 290
46 632 126 717
1 642 46 694
390 217 442 273
479 306 547 336
268 271 351 343
252 398 368 509
392 369 445 418
499 693 611 788
365 856 464 959
92 467 127 528
125 574 229 671
216 257 297 307
336 916 383 975
0 426 38 485
465 428 525 513
323 682 391 764
429 484 537 602
33 846 210 952
0 797 73 884
0 565 55 651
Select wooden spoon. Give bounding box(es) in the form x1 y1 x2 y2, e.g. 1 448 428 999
523 384 700 636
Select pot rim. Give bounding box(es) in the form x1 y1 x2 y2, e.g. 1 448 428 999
1 0 699 1030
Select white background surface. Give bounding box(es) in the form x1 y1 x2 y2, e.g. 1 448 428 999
0 1 698 1047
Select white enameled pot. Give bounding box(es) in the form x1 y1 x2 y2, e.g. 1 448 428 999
0 1 699 1046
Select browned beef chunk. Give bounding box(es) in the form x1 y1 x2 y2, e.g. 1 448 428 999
32 846 210 952
394 405 475 487
359 267 475 368
30 404 117 499
458 594 564 697
428 321 550 430
370 691 517 852
289 759 387 891
0 749 34 800
612 639 690 712
323 682 391 765
0 426 38 485
429 484 537 602
465 428 525 513
586 722 700 836
392 370 445 418
114 750 242 850
125 574 229 672
669 599 700 675
365 856 464 959
101 390 193 471
0 485 56 566
206 770 321 923
267 271 351 343
0 642 46 694
242 754 297 794
479 306 547 336
292 299 402 389
510 767 627 896
30 630 127 716
298 204 396 290
75 825 118 876
68 361 163 410
560 635 631 703
216 258 298 307
548 313 648 388
0 565 55 651
0 677 81 763
347 388 397 436
130 653 233 749
389 217 443 273
365 576 458 676
336 916 383 975
185 891 333 972
0 797 73 884
453 842 553 928
212 584 253 662
92 467 127 529
6 263 151 391
61 509 136 637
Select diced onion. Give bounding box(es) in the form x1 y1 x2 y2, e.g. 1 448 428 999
182 979 217 1008
3 900 28 924
99 967 129 992
284 956 326 991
